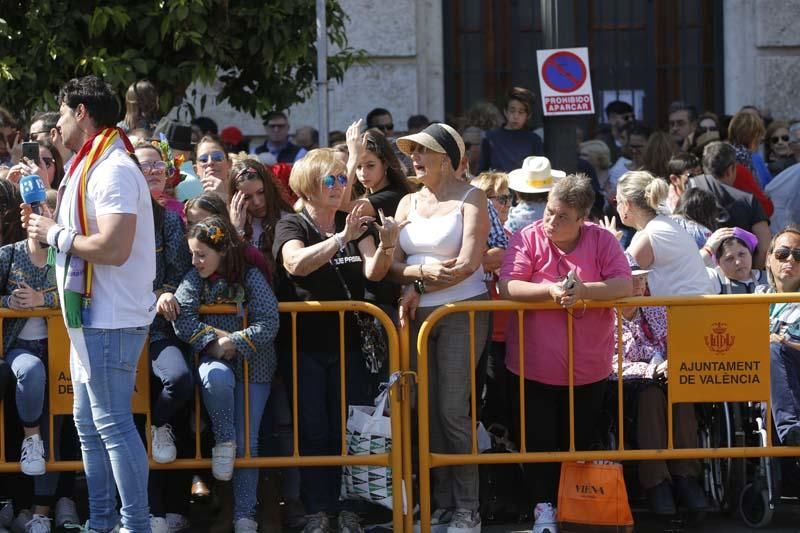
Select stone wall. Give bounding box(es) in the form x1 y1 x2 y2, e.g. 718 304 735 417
176 0 444 142
724 0 800 120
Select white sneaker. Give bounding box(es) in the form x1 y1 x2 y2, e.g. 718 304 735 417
23 514 50 533
150 516 168 533
165 513 190 533
54 497 79 528
20 435 46 476
151 425 177 464
446 509 480 533
531 502 557 533
211 441 236 481
234 517 258 532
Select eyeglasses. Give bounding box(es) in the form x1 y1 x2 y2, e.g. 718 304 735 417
774 247 800 262
267 123 288 129
771 135 790 144
322 174 348 189
140 161 167 175
41 157 54 168
370 123 394 132
197 151 226 164
489 194 512 206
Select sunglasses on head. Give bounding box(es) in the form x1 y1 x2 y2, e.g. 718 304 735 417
771 135 790 144
489 194 512 206
322 174 347 189
774 247 800 262
197 151 226 164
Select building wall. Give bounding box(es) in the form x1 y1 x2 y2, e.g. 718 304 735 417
724 0 800 120
178 0 444 141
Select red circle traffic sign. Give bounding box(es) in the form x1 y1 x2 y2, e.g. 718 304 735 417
541 51 587 94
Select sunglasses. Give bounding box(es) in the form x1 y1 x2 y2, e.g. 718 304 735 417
771 135 790 144
140 161 167 174
489 194 512 206
371 123 394 132
774 247 800 262
197 151 226 164
41 157 54 168
322 174 348 189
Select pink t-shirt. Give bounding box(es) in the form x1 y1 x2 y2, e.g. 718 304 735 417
500 220 631 386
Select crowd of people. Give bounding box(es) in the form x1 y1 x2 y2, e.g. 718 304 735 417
0 76 797 533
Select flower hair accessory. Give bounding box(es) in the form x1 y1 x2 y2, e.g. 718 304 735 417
199 223 225 244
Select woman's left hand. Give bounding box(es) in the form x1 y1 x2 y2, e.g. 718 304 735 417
375 208 408 248
230 190 248 232
10 281 45 309
217 336 237 360
398 284 420 329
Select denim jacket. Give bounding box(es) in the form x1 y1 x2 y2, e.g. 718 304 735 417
0 241 59 353
173 267 279 383
151 209 191 344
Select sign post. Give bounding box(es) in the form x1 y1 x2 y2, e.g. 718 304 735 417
536 47 595 117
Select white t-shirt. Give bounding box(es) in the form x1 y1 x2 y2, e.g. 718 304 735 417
629 215 715 296
56 140 156 329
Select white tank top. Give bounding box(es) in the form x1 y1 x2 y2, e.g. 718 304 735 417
399 188 487 307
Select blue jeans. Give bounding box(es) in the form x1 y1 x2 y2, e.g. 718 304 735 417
7 339 59 503
149 341 193 427
770 342 800 443
73 327 150 533
197 356 270 521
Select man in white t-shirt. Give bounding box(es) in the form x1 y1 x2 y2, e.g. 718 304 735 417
24 75 155 533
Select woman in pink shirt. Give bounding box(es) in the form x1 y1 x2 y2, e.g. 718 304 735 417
499 173 632 527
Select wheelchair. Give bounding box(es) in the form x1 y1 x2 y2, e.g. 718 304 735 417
600 379 741 522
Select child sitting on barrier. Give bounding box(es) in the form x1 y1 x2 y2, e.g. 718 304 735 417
611 268 707 518
707 227 766 294
0 205 81 531
173 215 279 533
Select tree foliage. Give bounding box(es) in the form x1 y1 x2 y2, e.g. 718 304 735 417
0 0 363 121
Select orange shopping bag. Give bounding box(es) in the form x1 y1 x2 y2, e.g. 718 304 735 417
557 461 634 532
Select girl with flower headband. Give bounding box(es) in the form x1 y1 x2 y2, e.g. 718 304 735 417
173 214 279 533
133 142 194 532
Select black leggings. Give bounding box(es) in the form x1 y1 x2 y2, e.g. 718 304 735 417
513 378 607 505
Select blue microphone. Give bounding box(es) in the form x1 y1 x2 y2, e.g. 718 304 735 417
19 174 49 248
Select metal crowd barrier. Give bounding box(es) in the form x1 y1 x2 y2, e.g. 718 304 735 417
413 294 800 533
2 294 800 533
0 301 405 529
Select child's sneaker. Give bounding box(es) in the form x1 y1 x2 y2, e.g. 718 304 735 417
532 502 557 533
20 436 45 476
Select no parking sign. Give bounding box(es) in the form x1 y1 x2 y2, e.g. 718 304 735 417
536 47 595 116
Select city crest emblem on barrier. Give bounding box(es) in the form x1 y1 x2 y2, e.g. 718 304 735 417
704 322 735 353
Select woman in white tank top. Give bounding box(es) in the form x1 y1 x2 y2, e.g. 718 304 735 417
392 123 489 531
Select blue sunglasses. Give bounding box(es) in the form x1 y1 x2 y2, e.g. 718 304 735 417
197 150 226 164
322 174 347 189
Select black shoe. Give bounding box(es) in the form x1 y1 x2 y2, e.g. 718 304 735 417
646 480 677 515
673 475 707 511
784 426 800 446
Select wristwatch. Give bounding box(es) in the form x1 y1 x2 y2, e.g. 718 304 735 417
413 278 426 295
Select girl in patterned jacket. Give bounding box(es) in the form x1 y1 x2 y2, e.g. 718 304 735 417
173 215 279 533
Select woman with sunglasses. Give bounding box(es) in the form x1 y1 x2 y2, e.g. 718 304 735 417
272 148 403 533
133 142 194 533
764 120 795 177
756 225 800 445
196 134 233 203
37 141 64 190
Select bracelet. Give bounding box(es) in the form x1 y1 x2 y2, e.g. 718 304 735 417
57 228 77 253
333 232 345 251
413 278 426 295
46 224 64 248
